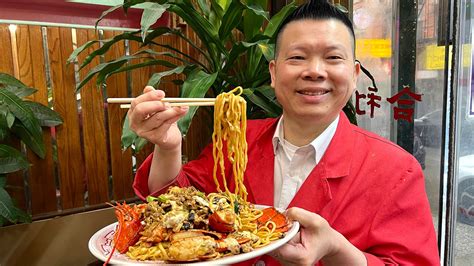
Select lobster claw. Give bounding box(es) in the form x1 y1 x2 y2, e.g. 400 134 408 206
209 209 236 233
112 202 144 253
257 207 289 233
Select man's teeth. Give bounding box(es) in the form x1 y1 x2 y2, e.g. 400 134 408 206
300 91 327 96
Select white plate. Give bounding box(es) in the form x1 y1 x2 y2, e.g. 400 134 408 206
88 205 299 265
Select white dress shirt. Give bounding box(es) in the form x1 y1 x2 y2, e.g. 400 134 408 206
272 115 339 209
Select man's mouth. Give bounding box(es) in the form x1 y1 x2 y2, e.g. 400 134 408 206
298 90 329 96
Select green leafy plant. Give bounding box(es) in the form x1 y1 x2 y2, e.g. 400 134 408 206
69 0 297 151
69 0 357 152
0 73 63 226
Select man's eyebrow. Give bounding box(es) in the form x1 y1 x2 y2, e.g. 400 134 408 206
325 44 349 52
286 43 350 52
286 44 307 51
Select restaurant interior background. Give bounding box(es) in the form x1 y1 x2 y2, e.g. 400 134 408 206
0 0 473 265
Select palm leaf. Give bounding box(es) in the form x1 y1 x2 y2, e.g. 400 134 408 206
241 0 267 40
0 73 29 88
218 1 244 41
0 186 16 222
196 0 211 17
0 89 42 139
95 4 124 28
263 1 297 38
103 59 178 85
168 1 227 66
142 28 213 66
123 0 150 10
0 113 10 141
11 120 46 159
121 115 138 150
147 65 186 87
178 69 218 135
243 87 281 117
140 3 169 41
23 101 63 127
1 85 37 98
0 144 30 174
76 31 142 70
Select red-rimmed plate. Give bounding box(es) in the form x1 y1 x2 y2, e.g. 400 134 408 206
88 205 299 265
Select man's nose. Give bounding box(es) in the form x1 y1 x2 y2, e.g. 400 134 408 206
302 59 326 80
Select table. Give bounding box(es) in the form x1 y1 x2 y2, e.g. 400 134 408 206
0 207 116 266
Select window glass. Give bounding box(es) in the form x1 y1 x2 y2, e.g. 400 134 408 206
455 0 474 264
353 0 443 239
353 0 393 139
412 0 445 234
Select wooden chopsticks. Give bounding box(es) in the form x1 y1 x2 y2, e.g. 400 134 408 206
107 98 215 109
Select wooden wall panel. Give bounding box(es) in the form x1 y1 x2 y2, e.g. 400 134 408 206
16 25 57 214
76 29 109 205
0 24 27 211
47 27 85 210
102 30 134 200
129 40 154 168
0 25 14 74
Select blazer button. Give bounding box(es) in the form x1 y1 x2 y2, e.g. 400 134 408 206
255 260 265 266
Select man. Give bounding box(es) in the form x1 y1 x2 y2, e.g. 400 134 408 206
128 0 439 265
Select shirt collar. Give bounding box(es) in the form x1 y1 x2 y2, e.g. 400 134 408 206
272 115 340 164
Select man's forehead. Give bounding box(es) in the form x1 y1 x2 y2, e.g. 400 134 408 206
275 18 355 55
281 18 353 38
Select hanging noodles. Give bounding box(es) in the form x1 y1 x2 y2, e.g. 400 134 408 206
212 86 248 202
210 86 281 248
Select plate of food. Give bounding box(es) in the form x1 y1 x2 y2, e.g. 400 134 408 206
88 186 299 265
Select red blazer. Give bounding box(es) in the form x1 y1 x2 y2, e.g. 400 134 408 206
133 112 440 266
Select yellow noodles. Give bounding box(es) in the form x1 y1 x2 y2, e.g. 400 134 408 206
212 86 248 202
211 87 284 248
127 242 168 260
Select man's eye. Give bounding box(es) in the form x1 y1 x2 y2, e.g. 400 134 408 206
328 55 343 60
289 56 305 60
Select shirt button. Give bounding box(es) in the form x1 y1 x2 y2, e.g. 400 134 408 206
255 260 265 266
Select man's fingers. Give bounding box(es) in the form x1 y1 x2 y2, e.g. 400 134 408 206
143 85 155 93
286 207 323 229
275 240 308 266
135 101 168 119
130 106 186 140
130 88 165 109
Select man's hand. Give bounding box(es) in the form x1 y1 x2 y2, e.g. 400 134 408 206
127 86 188 151
271 207 366 266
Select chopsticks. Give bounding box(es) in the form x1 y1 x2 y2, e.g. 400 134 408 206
107 98 215 109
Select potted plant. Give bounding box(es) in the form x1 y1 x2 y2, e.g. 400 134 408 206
69 0 356 151
0 73 63 226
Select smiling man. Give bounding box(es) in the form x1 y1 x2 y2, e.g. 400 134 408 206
128 0 440 265
270 18 359 146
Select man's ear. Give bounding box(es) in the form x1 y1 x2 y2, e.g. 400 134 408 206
350 60 362 94
354 60 361 80
269 60 276 88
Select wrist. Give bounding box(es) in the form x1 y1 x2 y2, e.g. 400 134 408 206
321 230 366 266
155 141 182 155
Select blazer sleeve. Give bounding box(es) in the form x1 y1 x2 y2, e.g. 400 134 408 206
364 156 440 265
132 143 226 200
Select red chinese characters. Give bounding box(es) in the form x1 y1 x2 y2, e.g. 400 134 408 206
386 86 423 123
355 86 382 118
355 85 422 122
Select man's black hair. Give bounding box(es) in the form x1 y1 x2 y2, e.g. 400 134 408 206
274 0 355 57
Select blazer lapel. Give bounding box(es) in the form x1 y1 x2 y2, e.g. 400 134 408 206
245 120 277 206
288 112 355 213
288 162 332 213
